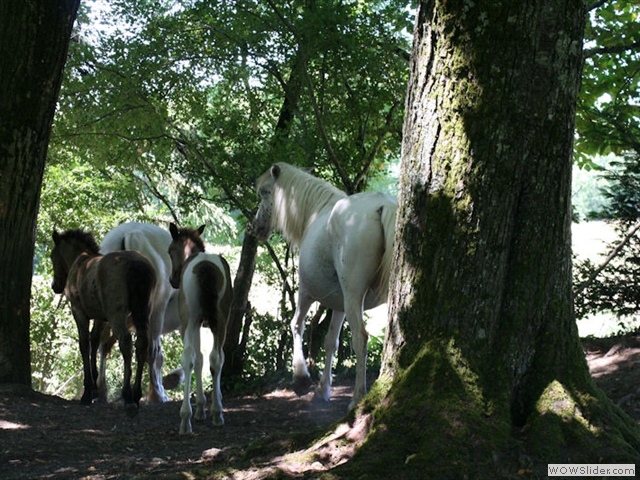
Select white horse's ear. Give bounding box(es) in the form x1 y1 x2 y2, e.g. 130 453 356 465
197 225 205 236
271 164 281 179
169 223 179 239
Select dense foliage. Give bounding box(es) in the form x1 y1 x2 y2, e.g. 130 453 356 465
571 1 640 329
576 1 640 166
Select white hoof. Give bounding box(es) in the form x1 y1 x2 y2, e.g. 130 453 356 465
314 384 331 402
179 420 193 435
194 406 206 421
211 412 224 427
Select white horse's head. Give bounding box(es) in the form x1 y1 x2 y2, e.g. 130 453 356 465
252 163 346 246
252 164 280 241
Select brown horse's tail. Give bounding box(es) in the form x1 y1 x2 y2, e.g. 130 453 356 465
127 259 155 334
193 261 221 330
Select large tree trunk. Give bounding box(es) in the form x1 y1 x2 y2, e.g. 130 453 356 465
0 1 80 385
338 0 640 476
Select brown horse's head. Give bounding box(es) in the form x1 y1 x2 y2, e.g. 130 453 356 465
50 229 100 294
167 223 205 288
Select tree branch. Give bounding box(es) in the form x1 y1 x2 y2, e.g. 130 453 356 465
263 240 297 311
300 65 353 192
574 219 640 294
354 100 401 191
587 0 608 11
584 39 640 59
133 172 180 223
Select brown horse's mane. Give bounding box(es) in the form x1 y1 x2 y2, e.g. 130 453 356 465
175 227 206 252
60 229 100 254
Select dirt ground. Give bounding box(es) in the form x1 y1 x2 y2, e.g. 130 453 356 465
0 375 357 480
2 338 640 480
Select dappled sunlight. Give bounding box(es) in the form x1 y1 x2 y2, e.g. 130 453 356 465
234 414 373 478
534 379 599 437
587 348 640 380
0 379 356 478
0 420 29 430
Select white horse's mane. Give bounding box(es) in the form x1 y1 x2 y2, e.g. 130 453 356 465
269 163 347 247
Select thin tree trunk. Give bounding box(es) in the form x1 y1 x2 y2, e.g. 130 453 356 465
222 48 306 380
222 228 258 377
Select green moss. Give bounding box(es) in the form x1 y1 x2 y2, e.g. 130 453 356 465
337 342 640 479
361 371 392 413
522 379 640 467
336 339 512 479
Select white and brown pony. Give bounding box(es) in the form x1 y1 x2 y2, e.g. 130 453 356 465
253 162 397 410
51 229 156 416
167 223 232 434
100 222 182 402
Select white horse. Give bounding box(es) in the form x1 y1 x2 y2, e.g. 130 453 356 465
167 223 232 435
253 162 397 410
100 222 182 403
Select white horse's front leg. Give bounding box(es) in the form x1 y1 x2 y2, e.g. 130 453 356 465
179 327 196 435
315 310 346 402
209 343 225 426
291 293 314 395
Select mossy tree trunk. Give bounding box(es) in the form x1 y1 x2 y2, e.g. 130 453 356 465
342 0 640 477
0 1 80 385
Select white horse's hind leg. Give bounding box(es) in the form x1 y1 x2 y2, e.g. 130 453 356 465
179 326 197 435
346 312 368 410
324 197 386 410
147 313 168 403
209 341 225 426
315 310 346 402
291 291 314 394
148 282 174 402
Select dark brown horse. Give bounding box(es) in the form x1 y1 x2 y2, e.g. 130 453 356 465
51 229 156 415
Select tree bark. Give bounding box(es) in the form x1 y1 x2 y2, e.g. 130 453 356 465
222 48 305 380
0 1 80 385
338 0 640 476
222 228 258 378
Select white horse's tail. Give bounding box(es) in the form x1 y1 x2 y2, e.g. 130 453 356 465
376 199 398 303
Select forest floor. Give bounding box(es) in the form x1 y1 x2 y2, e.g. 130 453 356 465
2 336 640 480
